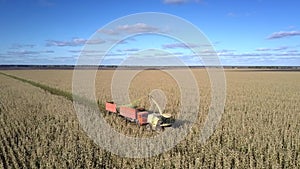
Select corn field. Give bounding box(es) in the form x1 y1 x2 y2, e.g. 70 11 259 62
0 69 299 168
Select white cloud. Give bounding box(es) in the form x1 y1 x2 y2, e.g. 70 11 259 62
69 50 105 54
256 46 289 51
267 31 300 40
46 38 105 47
99 23 162 36
117 48 140 52
163 0 188 4
117 23 159 33
7 50 54 56
10 43 36 49
162 42 199 49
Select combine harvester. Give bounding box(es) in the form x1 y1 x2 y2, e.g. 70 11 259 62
105 95 172 132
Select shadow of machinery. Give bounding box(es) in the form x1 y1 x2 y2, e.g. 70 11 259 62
168 117 194 129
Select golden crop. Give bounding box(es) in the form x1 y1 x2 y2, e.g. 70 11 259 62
0 69 299 168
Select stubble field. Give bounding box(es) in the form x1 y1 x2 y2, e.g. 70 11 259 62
0 69 299 168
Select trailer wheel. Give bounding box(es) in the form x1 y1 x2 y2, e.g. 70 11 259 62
146 124 151 131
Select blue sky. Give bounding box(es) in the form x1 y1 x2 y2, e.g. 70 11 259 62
0 0 299 66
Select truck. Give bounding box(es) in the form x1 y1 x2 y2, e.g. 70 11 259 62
119 106 148 126
104 95 172 132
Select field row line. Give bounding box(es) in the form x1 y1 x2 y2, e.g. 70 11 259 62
0 72 103 109
0 72 72 101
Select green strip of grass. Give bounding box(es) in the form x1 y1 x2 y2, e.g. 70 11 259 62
0 71 73 101
0 71 105 110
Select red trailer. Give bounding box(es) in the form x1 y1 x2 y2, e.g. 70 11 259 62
119 106 148 125
105 102 117 113
104 96 173 131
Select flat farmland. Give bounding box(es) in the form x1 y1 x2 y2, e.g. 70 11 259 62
0 69 299 168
